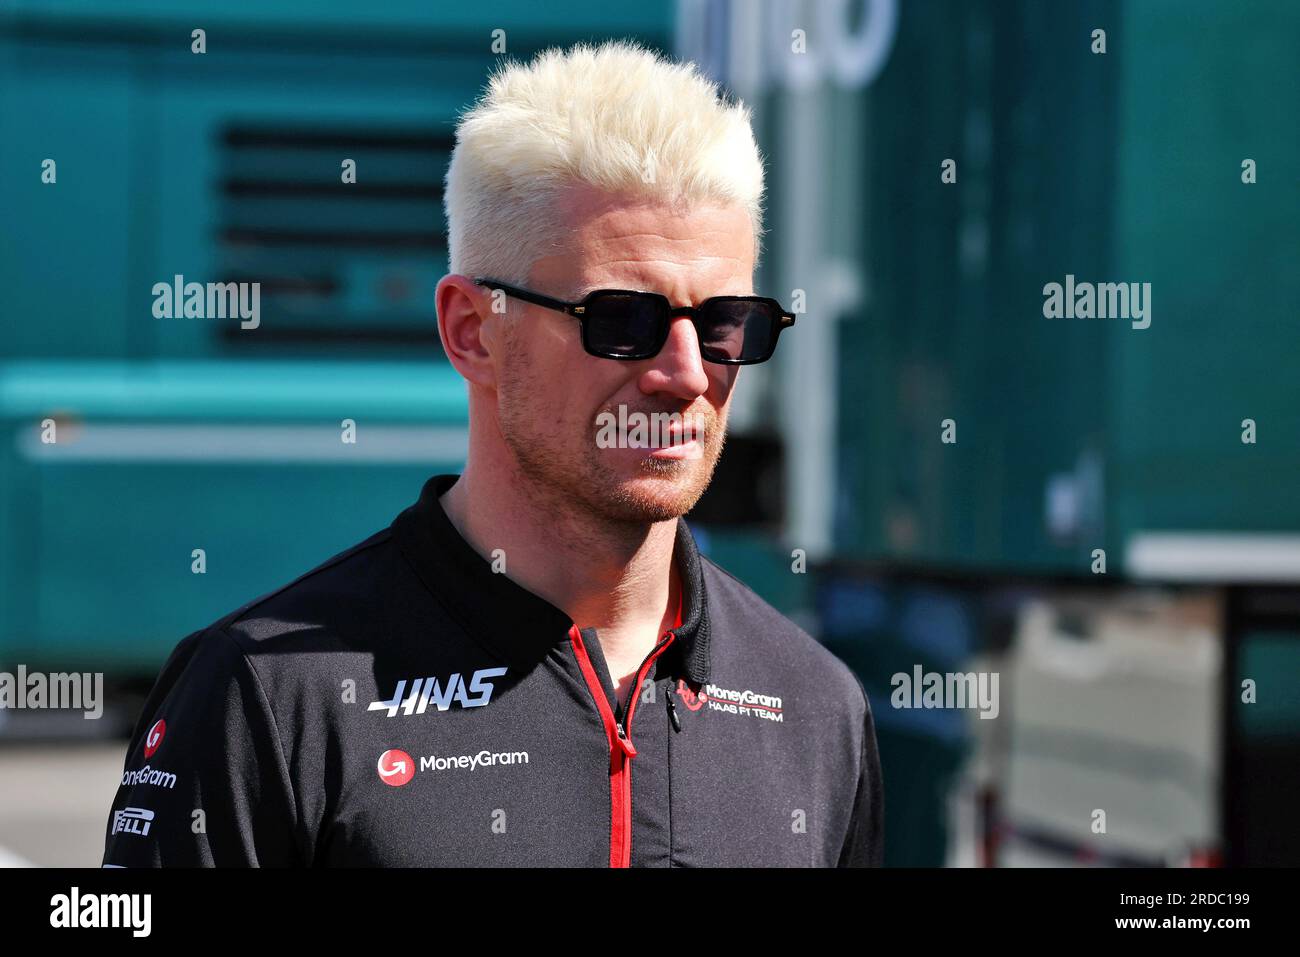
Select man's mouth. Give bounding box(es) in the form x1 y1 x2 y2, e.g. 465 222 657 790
623 428 702 450
644 438 702 460
619 430 703 461
594 405 710 461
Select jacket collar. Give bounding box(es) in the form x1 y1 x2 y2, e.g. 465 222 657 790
392 474 711 685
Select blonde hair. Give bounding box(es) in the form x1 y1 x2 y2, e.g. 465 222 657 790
443 39 766 287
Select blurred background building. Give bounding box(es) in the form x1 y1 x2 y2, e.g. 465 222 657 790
1 0 1297 866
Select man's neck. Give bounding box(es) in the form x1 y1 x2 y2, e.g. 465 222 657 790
438 465 681 698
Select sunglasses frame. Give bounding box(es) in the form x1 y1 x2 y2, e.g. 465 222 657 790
472 276 796 365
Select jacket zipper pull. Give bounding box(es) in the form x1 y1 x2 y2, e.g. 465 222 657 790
666 687 682 733
615 721 637 757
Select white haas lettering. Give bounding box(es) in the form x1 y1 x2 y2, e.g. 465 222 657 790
368 668 508 717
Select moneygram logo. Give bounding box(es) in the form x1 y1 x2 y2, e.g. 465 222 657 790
377 749 415 787
673 679 705 712
368 668 508 718
121 765 176 790
420 749 529 772
143 719 166 758
700 682 785 722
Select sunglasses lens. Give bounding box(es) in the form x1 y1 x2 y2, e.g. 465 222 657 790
584 294 666 358
697 300 778 363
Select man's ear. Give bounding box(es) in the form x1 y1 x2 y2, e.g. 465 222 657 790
436 275 503 388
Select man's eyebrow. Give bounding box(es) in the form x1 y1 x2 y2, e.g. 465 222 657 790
572 281 657 298
572 271 756 302
577 286 765 306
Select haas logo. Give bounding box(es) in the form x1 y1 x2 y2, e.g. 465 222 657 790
144 719 166 758
368 668 508 718
674 679 706 712
377 749 415 787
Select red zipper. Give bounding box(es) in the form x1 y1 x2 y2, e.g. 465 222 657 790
569 624 676 868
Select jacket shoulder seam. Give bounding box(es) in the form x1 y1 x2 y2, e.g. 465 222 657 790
215 528 393 631
211 624 305 864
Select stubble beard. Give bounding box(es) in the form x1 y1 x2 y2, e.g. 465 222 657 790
497 351 726 526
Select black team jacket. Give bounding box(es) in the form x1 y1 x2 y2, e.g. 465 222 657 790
102 474 883 867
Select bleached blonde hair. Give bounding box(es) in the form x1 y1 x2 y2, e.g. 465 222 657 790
443 39 766 288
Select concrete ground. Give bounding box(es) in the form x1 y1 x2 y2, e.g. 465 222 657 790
0 741 129 867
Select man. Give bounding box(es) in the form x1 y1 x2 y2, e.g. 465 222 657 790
102 39 882 867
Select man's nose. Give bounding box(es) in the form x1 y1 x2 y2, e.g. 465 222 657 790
637 316 710 400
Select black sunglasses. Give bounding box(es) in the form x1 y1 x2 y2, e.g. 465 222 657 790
473 277 796 365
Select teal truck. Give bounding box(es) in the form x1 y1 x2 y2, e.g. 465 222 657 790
0 1 691 676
